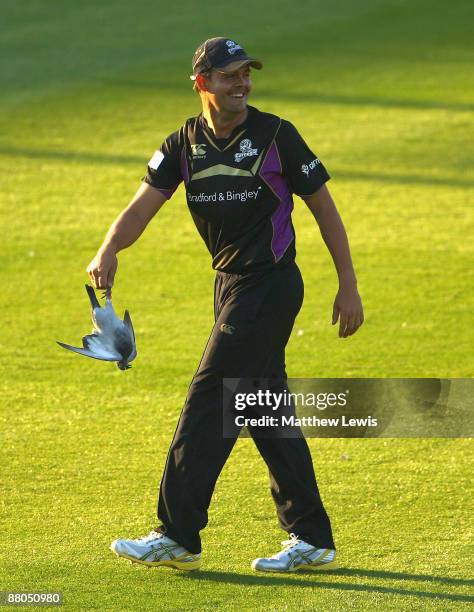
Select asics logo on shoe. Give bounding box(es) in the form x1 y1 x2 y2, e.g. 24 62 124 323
111 531 201 571
250 534 338 572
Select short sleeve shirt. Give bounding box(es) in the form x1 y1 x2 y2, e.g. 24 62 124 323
143 105 330 273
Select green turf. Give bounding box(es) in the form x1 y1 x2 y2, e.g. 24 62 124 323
1 0 473 609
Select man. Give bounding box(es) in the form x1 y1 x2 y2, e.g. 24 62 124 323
87 37 364 573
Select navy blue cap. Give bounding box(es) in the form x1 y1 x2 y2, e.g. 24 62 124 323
191 37 263 79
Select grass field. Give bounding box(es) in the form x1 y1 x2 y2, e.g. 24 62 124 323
1 0 473 609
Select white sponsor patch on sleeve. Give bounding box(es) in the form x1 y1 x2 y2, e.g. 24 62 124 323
148 150 164 170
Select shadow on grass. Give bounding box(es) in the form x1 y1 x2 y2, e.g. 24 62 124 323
333 170 474 189
254 90 474 114
0 146 143 167
1 146 473 190
179 568 474 603
334 568 474 587
103 79 474 114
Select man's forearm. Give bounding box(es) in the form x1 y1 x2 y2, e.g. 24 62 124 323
315 204 357 285
99 183 167 254
304 186 357 286
100 207 148 254
87 184 167 289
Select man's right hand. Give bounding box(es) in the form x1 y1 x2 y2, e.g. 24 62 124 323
86 247 118 290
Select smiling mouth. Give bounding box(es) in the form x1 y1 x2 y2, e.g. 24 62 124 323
229 93 246 99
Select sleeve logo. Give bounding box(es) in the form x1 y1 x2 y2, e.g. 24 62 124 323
148 150 164 170
301 158 321 176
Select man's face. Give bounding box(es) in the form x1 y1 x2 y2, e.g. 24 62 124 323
201 65 252 113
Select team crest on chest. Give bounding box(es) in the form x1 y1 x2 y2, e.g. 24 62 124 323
235 139 258 163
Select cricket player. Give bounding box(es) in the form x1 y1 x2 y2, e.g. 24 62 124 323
87 37 364 573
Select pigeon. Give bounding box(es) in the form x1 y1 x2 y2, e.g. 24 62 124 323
57 285 137 370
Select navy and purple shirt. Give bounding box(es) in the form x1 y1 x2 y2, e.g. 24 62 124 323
143 105 330 274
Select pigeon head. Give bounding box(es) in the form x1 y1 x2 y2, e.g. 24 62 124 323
117 361 132 371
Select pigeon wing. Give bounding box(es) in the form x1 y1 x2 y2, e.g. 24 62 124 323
122 310 137 362
57 338 121 362
82 333 123 359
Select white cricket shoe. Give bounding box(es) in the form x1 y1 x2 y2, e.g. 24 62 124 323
110 530 201 571
251 533 338 572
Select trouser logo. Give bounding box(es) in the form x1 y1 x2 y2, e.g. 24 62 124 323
220 323 235 335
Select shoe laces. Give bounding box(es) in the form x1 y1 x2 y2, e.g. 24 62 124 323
137 530 163 544
280 533 302 551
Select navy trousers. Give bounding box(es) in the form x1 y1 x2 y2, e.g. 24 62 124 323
156 261 335 553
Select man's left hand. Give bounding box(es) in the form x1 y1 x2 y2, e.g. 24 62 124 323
332 285 364 338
